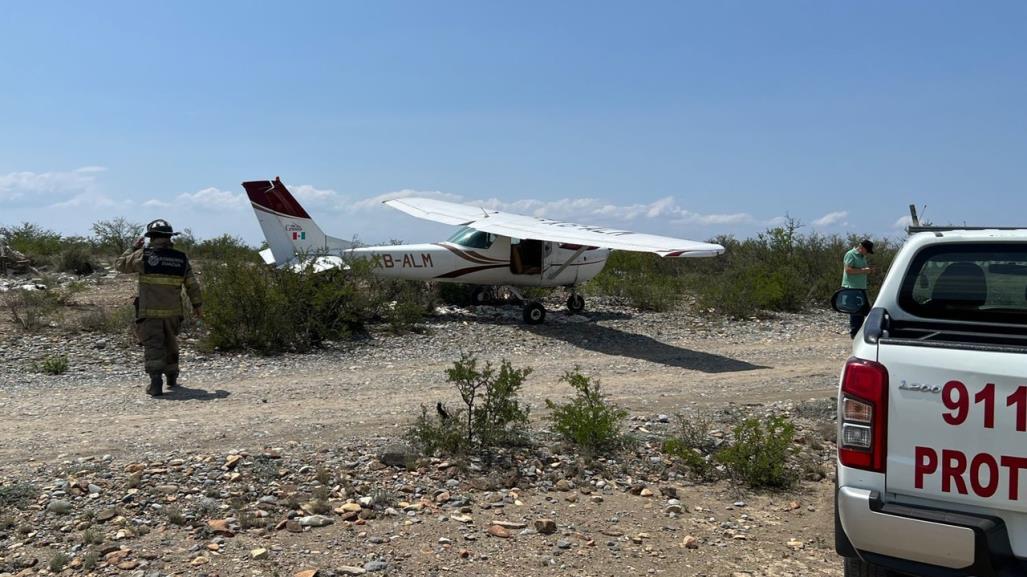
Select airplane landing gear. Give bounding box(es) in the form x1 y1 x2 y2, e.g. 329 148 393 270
471 286 494 305
566 293 585 314
523 301 546 325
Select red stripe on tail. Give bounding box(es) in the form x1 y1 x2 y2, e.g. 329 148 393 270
241 176 311 219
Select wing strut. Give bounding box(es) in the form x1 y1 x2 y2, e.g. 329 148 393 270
546 246 588 281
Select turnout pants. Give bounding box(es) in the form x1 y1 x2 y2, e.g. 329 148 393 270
139 317 182 376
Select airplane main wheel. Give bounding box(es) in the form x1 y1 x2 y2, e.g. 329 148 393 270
471 286 492 305
566 294 585 313
523 301 546 324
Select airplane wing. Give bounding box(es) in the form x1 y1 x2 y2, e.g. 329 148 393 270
385 197 725 257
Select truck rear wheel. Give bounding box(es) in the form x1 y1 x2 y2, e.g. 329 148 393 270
843 558 899 577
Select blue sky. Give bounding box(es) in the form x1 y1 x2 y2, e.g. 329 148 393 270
1 1 1025 245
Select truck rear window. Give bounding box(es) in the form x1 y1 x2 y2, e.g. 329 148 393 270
899 243 1027 324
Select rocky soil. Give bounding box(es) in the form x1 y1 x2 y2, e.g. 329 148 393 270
1 274 852 576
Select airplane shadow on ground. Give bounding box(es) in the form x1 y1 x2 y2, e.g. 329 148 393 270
158 385 231 401
521 320 768 374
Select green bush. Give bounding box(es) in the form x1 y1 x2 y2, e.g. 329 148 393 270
586 252 685 311
545 368 628 459
408 355 532 458
91 217 143 254
55 243 96 275
48 552 70 573
716 416 798 488
406 403 468 457
0 222 64 259
1 289 63 331
79 305 135 334
447 354 532 453
661 413 719 481
0 482 37 507
37 354 69 375
202 254 432 352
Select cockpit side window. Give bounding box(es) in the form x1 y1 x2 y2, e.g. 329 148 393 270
446 227 495 249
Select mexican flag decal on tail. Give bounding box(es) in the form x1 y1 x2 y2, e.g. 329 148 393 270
292 231 306 240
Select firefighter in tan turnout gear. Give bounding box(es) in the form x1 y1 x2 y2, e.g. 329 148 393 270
115 219 202 396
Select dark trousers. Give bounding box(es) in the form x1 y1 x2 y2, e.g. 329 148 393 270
849 313 866 339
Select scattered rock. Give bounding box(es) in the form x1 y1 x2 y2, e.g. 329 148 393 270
535 518 557 534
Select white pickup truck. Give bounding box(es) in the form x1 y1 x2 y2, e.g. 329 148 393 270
833 228 1027 577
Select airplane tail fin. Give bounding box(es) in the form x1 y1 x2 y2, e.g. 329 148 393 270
242 177 351 266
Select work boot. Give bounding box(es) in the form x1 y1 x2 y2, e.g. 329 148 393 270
146 373 163 396
165 373 177 389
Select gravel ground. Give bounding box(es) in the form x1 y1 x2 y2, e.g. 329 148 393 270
0 274 852 576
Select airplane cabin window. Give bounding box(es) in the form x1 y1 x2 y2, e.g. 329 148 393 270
446 227 495 249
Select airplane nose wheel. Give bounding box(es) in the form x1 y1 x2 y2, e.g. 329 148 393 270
523 301 546 324
566 293 585 314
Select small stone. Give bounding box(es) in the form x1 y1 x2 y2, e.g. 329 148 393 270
682 535 698 549
379 443 417 468
786 500 801 511
451 514 473 524
96 508 118 522
556 539 572 549
117 560 139 570
534 518 557 535
47 500 72 514
207 519 234 536
298 515 333 527
640 488 654 497
225 454 243 469
190 556 209 566
337 503 362 513
492 520 527 529
487 525 512 538
435 491 451 504
363 560 388 572
787 538 804 550
251 548 269 560
338 567 366 576
554 480 572 492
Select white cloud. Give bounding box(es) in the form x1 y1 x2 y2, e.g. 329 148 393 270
176 187 247 210
290 184 340 207
142 199 173 209
351 189 463 211
812 211 848 227
50 193 127 209
0 166 106 203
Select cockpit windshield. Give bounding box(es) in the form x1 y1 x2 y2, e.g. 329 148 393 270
446 227 496 249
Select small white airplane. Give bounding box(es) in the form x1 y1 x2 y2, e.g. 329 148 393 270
243 177 725 324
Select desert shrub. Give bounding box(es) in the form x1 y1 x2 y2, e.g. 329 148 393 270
0 482 37 507
716 416 798 489
36 354 69 375
1 289 62 331
435 282 474 306
546 368 628 459
55 243 97 275
91 217 143 254
82 550 99 570
448 355 532 453
164 506 186 526
0 222 64 259
79 305 135 334
661 413 720 481
587 252 685 312
405 403 468 456
202 254 431 352
408 355 531 458
183 233 260 263
82 527 104 545
48 552 70 572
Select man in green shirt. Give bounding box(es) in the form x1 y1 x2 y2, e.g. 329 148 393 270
842 239 874 338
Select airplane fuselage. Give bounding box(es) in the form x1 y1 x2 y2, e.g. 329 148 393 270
340 237 609 287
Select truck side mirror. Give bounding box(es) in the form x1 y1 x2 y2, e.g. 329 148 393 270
832 288 869 314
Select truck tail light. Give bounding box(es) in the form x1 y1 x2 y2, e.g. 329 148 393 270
839 358 888 473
